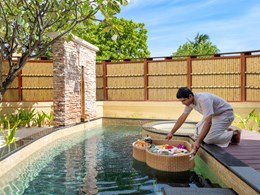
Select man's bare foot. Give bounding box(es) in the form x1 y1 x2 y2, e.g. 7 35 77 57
230 129 241 145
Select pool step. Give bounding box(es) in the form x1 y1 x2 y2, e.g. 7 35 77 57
162 187 237 195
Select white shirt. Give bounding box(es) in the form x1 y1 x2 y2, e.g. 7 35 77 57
184 92 233 119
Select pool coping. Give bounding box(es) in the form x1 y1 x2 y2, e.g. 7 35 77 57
142 120 260 194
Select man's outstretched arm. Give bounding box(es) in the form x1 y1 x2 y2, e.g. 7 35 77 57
165 112 190 140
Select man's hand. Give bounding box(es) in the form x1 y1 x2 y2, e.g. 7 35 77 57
165 132 173 141
191 141 200 154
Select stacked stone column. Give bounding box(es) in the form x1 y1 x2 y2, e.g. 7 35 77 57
53 36 98 126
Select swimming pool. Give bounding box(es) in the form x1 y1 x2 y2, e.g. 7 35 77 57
0 125 225 194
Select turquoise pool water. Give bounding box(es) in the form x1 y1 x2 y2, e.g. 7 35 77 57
0 125 224 194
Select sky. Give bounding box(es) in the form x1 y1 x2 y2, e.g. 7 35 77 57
116 0 260 57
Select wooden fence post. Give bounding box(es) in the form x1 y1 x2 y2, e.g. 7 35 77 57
144 58 149 100
240 52 251 101
187 56 193 89
102 61 109 100
18 70 22 101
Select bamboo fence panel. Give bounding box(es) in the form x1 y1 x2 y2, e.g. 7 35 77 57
107 77 143 87
107 89 144 100
22 77 52 87
22 89 53 101
22 62 53 74
2 76 18 88
96 63 103 76
2 61 18 89
2 61 53 101
148 61 187 100
106 62 144 100
149 89 179 101
3 90 19 101
96 78 104 100
2 76 19 101
191 58 241 101
148 61 187 74
96 63 104 100
148 75 186 87
107 62 143 75
2 61 19 101
96 78 104 88
96 89 104 100
2 61 10 74
21 61 53 101
246 56 260 101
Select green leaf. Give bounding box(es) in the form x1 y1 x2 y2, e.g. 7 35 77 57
173 33 219 57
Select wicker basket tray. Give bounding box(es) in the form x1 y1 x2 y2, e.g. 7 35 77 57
132 141 150 162
132 139 194 172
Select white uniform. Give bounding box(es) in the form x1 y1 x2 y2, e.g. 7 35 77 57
184 92 234 147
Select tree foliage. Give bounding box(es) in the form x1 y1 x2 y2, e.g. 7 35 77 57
73 18 150 61
173 33 219 57
0 0 128 99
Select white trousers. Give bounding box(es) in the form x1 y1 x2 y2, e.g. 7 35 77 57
195 110 234 148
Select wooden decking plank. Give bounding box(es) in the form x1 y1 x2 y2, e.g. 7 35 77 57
228 156 260 159
232 156 260 160
227 152 260 155
242 160 260 164
224 130 260 172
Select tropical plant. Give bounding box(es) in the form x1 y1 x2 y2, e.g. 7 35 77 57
252 111 260 132
6 113 21 128
234 109 256 130
0 115 7 128
173 33 219 57
18 109 36 128
0 120 20 147
33 111 46 127
0 0 128 100
44 111 53 127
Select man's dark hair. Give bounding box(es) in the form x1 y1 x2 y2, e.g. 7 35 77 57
176 87 194 99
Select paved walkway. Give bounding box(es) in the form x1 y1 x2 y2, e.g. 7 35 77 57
0 126 52 148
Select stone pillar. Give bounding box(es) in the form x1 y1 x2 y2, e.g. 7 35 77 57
53 35 98 126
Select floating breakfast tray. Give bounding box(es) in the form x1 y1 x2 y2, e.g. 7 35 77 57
132 140 150 162
132 139 195 172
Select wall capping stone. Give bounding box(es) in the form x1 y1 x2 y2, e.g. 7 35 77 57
72 35 99 52
48 32 99 52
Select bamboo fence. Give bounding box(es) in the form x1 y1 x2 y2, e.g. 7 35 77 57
2 51 260 102
97 51 260 102
2 60 53 101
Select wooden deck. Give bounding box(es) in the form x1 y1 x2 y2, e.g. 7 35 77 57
224 130 260 172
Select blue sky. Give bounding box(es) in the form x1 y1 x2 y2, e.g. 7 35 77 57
117 0 260 57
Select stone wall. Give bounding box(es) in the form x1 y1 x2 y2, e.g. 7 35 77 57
53 36 98 126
